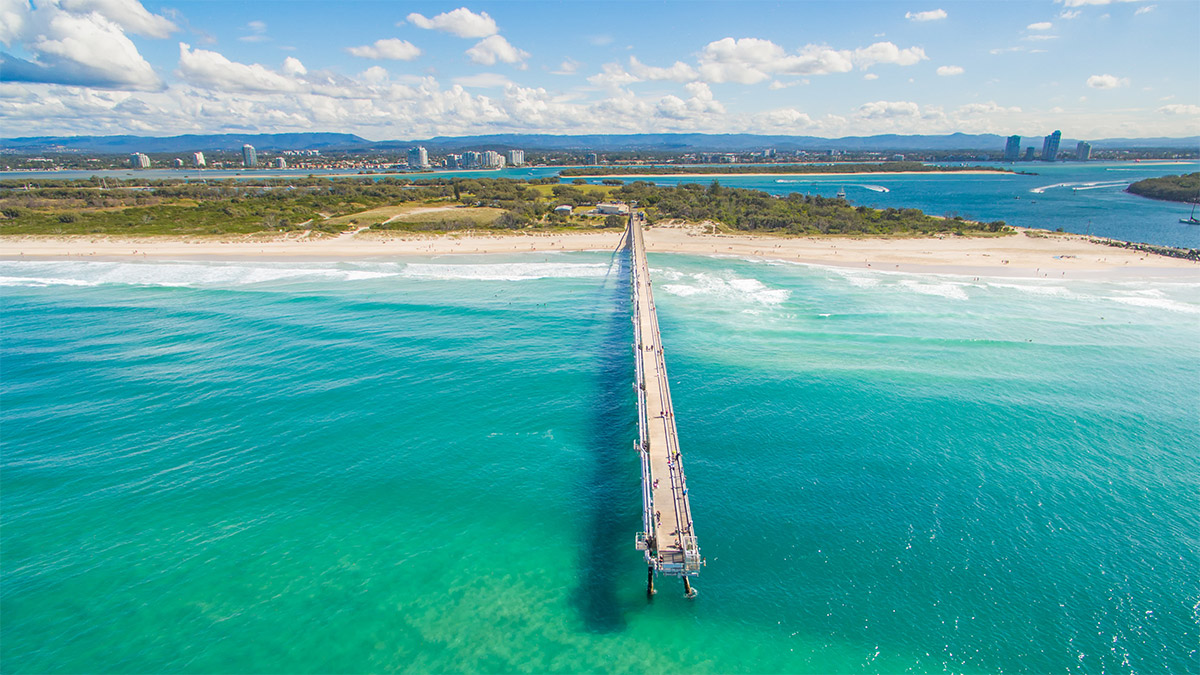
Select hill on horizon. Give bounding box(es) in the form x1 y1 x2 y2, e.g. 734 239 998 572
3 132 1197 155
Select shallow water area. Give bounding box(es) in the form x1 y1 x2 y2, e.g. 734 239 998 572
2 252 1197 673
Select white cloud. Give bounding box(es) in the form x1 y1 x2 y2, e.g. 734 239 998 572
852 42 927 69
754 108 815 130
905 9 948 21
347 38 421 61
956 101 1021 115
857 100 921 119
1086 73 1129 89
863 73 879 80
453 72 513 88
628 56 698 82
1134 4 1156 14
1056 0 1148 5
239 20 268 42
697 37 792 84
1023 34 1059 41
60 0 177 38
177 43 301 93
465 35 529 67
0 2 164 89
1027 21 1053 30
406 8 497 38
1158 104 1200 115
552 58 581 75
282 56 306 76
588 34 614 46
937 65 964 76
587 62 640 89
1059 9 1082 18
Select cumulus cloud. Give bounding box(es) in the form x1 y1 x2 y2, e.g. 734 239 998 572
863 73 879 80
1056 0 1148 5
1134 4 1156 14
1086 73 1129 88
552 58 581 75
857 100 921 119
956 101 1021 115
905 9 948 21
629 56 698 82
453 72 513 88
1157 104 1200 115
714 38 924 83
406 7 497 38
937 65 964 76
465 35 529 67
0 1 165 90
1027 21 1053 30
177 43 301 93
347 38 421 61
852 42 927 69
60 0 177 38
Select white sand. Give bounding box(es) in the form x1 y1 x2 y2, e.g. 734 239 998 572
2 226 1196 280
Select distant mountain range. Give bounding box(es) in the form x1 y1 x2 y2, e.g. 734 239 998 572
3 132 1198 154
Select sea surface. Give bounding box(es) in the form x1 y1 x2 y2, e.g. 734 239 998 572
4 160 1198 249
2 253 1198 673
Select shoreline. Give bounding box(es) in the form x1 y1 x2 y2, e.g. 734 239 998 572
3 227 1197 280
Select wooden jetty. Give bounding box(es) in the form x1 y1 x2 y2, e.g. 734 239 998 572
628 211 702 598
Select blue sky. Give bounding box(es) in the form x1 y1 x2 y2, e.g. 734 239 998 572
1 0 1197 140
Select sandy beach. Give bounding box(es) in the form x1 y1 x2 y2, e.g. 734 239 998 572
2 226 1196 279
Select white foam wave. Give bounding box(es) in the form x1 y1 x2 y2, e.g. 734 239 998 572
898 279 969 300
988 282 1073 298
400 261 612 281
0 275 99 287
661 272 790 305
0 261 400 289
1107 296 1200 314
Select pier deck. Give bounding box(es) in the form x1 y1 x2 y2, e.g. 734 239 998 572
629 212 701 595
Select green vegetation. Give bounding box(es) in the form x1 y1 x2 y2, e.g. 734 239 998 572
559 162 1011 176
615 180 1008 236
0 175 1008 237
1126 172 1200 203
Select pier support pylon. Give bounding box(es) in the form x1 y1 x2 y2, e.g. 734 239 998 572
647 567 656 597
683 577 696 599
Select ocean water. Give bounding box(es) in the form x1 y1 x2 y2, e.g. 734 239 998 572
2 253 1198 673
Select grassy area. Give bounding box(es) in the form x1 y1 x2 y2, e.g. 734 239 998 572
369 207 507 231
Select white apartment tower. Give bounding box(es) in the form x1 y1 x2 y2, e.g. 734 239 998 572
507 149 524 166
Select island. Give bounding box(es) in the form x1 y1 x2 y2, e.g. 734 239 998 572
1126 172 1200 203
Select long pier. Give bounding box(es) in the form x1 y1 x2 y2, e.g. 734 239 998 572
628 211 702 598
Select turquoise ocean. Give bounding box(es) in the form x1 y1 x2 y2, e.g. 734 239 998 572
2 250 1198 672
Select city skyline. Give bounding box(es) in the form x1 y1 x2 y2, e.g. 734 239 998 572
1 1 1198 140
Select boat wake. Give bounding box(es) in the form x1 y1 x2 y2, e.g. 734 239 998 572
1030 180 1128 194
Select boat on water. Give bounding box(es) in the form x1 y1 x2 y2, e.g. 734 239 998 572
836 187 846 199
1181 201 1200 225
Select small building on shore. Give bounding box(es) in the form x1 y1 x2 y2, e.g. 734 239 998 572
596 202 630 216
554 205 574 215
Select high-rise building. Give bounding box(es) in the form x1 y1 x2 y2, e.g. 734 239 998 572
129 152 150 168
482 150 506 168
586 152 598 165
463 151 482 169
1041 130 1061 162
272 157 287 169
407 146 429 169
192 151 206 167
172 158 184 168
446 154 462 169
1004 135 1021 161
242 144 258 167
507 149 524 166
1023 147 1035 161
1076 141 1092 161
